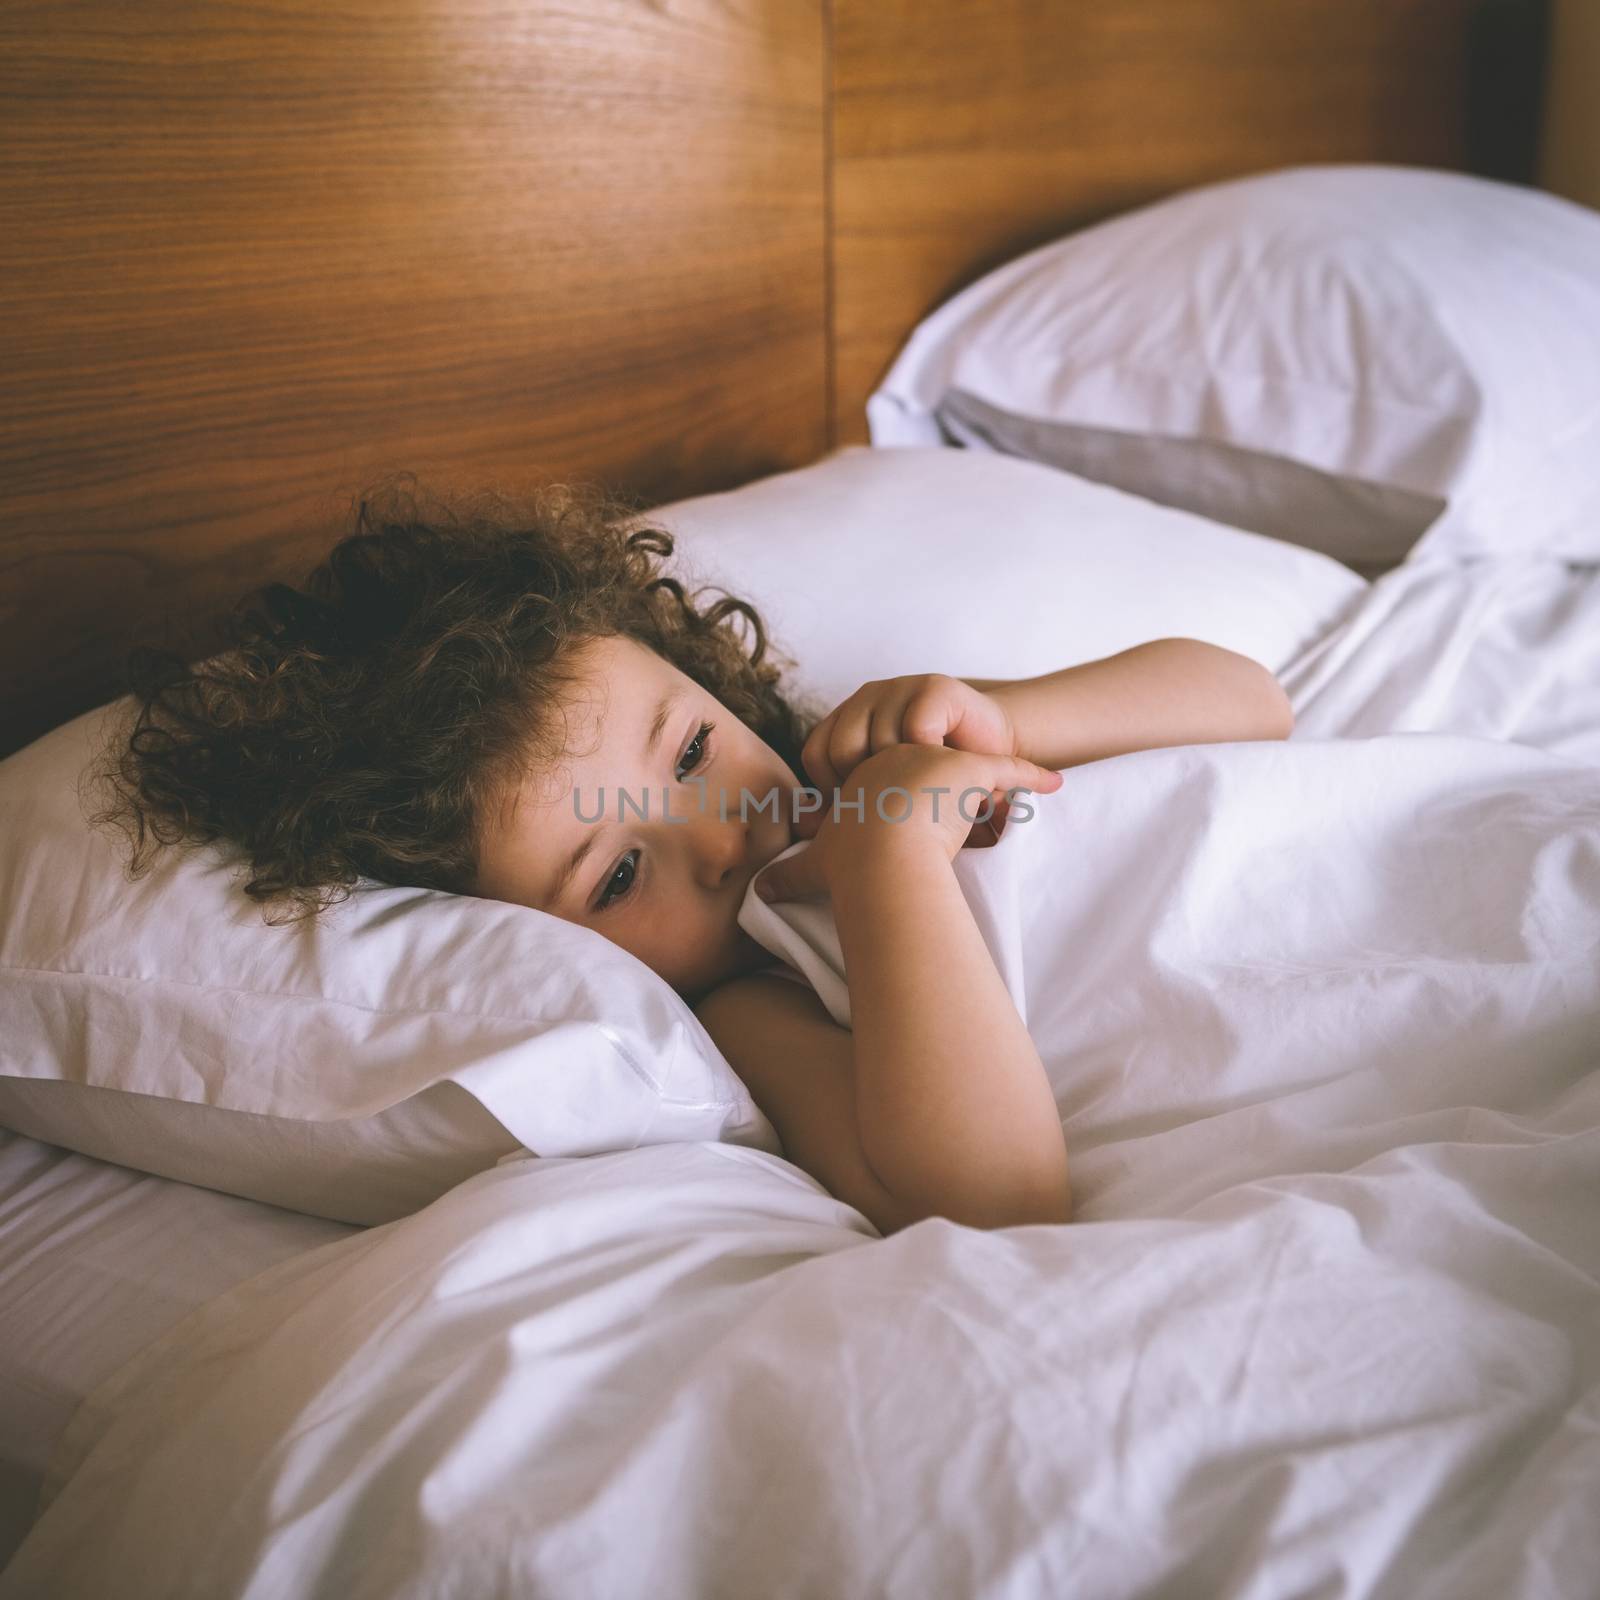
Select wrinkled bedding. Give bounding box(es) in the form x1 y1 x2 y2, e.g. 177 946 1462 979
4 551 1598 1600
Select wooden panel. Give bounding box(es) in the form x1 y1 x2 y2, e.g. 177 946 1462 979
1541 0 1600 209
0 0 826 756
832 0 1549 444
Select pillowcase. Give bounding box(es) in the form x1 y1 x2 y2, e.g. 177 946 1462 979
934 388 1441 583
655 444 1367 717
0 707 776 1226
867 165 1600 569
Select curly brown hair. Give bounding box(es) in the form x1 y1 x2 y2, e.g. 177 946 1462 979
94 473 816 919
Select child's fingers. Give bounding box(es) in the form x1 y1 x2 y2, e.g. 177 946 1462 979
800 711 840 792
823 699 877 786
998 755 1064 793
869 699 906 753
901 681 959 747
806 683 922 790
870 680 933 752
803 701 864 792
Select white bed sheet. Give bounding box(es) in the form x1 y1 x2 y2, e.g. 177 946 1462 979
4 542 1597 1598
0 1130 357 1568
1280 553 1600 764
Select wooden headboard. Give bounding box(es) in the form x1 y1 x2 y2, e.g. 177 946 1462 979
0 0 1547 756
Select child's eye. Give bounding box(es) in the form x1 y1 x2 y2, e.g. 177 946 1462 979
596 849 639 911
676 720 715 780
593 722 712 911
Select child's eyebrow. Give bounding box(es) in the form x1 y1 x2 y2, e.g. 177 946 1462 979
547 689 679 908
644 689 678 755
548 830 602 909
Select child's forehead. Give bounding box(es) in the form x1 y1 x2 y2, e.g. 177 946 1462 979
565 633 670 698
512 637 684 809
559 634 679 731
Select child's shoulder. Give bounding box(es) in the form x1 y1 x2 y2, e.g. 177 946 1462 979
693 962 814 1029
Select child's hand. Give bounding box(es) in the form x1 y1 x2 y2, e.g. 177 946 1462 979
801 674 1016 793
758 743 1061 903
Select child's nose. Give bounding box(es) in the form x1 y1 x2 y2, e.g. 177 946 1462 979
685 810 748 888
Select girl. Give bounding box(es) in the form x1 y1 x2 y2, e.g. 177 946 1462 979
101 477 1294 1237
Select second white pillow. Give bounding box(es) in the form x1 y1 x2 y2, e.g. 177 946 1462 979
657 445 1368 716
867 166 1600 567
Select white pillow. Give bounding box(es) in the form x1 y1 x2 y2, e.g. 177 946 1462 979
656 445 1367 715
0 707 776 1226
867 166 1600 567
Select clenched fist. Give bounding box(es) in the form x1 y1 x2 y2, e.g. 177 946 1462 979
757 743 1062 904
801 674 1017 793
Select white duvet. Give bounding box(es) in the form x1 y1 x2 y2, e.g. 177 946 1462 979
5 552 1598 1599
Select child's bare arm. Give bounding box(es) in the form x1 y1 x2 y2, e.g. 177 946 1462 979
694 974 950 1238
827 823 1071 1230
965 638 1294 771
800 639 1292 790
697 743 1071 1237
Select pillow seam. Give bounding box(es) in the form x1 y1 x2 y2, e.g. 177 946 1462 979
0 959 662 1034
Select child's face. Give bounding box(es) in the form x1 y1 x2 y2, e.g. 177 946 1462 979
475 634 800 1000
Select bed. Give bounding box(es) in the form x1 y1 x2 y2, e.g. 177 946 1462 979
3 3 1596 1596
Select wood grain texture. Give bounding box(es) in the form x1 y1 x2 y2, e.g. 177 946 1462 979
1541 0 1600 208
0 0 826 755
831 0 1549 444
2 0 1550 754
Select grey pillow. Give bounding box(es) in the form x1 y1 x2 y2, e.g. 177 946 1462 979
936 387 1445 582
